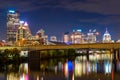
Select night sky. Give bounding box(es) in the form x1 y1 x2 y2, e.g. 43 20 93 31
0 0 120 41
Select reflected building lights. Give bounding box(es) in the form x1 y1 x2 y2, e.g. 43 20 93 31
19 63 28 80
64 62 68 78
20 74 28 80
7 73 19 80
82 62 86 75
104 62 111 74
63 60 74 80
75 63 82 76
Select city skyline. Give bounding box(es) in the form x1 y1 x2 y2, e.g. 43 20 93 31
0 0 120 41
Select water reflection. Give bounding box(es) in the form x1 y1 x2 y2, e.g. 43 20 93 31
63 60 74 80
0 53 120 80
0 63 29 80
19 63 28 74
104 61 111 74
19 63 28 80
7 73 19 80
74 58 112 77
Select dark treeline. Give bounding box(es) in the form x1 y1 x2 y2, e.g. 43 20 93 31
0 48 27 64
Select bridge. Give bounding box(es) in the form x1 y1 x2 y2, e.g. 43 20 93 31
0 43 120 50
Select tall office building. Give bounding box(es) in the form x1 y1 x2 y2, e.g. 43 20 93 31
16 22 32 41
87 29 97 43
16 25 27 41
23 22 32 40
70 29 85 44
6 10 20 44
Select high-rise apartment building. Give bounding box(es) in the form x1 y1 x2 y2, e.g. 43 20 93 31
6 10 20 44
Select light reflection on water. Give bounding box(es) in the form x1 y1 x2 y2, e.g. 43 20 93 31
0 53 120 80
6 63 28 80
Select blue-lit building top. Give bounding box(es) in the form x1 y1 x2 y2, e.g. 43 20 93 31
8 10 15 13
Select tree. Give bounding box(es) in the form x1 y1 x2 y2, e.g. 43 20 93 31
12 48 20 62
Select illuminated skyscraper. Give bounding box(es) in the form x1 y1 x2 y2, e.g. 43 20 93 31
87 29 97 43
16 22 32 41
103 28 111 43
6 10 20 43
16 22 38 46
23 22 32 40
17 25 27 41
70 29 85 44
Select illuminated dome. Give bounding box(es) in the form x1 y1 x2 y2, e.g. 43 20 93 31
103 28 111 43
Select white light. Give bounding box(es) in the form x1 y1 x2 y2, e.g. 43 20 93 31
9 10 15 13
24 22 28 26
77 29 82 32
20 21 24 24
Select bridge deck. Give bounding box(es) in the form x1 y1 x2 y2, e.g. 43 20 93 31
0 43 120 50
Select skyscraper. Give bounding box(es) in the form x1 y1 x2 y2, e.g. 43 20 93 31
6 10 20 44
23 22 32 40
87 29 97 43
70 29 85 44
17 23 27 41
16 21 32 41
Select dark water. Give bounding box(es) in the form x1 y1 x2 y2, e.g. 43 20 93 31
0 53 120 80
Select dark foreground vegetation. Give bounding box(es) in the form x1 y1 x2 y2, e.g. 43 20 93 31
0 48 27 64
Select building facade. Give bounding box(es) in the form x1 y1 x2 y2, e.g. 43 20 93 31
36 29 48 45
6 10 20 44
63 32 69 43
16 25 27 41
16 22 32 41
87 29 97 43
70 29 85 44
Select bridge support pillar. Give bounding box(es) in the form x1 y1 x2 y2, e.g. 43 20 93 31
118 49 120 60
86 49 89 61
28 50 40 71
113 49 117 60
113 49 120 61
